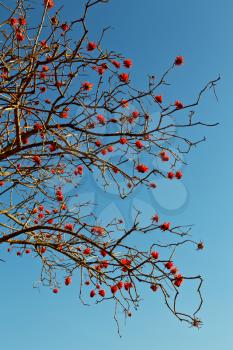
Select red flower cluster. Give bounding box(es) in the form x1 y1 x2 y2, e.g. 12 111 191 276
161 222 170 231
82 82 93 91
160 151 170 162
136 164 149 173
44 0 54 9
64 223 74 231
56 188 64 201
91 226 105 235
74 165 83 176
97 114 106 125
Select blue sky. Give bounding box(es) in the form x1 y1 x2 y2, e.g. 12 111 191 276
1 0 233 349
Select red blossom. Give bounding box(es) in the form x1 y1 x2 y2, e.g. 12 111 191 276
99 289 106 297
82 81 93 91
87 41 97 51
175 56 184 66
151 251 159 259
44 0 54 9
167 171 174 180
97 114 106 125
112 60 121 69
119 137 127 145
65 276 72 286
135 140 143 149
123 59 133 68
175 171 183 179
136 164 149 173
155 95 163 103
175 100 184 109
119 73 129 83
19 17 27 26
10 18 18 26
165 261 173 270
161 222 170 231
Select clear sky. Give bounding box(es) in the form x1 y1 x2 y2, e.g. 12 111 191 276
0 0 233 349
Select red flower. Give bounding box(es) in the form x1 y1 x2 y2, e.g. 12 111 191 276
123 59 133 68
99 289 106 297
97 67 105 75
64 223 74 231
40 40 48 48
175 171 183 179
161 222 170 231
65 276 72 286
16 31 25 42
44 0 54 9
19 17 27 26
107 145 114 152
100 260 108 269
167 172 174 180
61 23 69 31
171 267 178 275
151 251 159 259
112 60 121 69
174 274 184 287
101 149 107 156
132 110 139 118
100 249 107 257
83 247 91 255
150 182 157 189
119 73 129 83
33 155 41 165
121 258 131 271
117 281 124 289
175 100 184 109
124 282 133 291
175 56 184 66
97 114 106 125
165 261 173 270
25 249 31 254
40 247 46 254
152 214 159 222
155 95 163 103
53 288 59 294
39 205 44 212
87 41 97 51
135 140 143 149
90 290 96 298
60 111 68 118
121 99 129 108
160 151 170 162
91 226 105 235
150 284 158 292
95 140 102 147
119 137 127 145
49 143 56 152
82 82 93 91
10 18 18 26
136 164 149 173
111 285 118 294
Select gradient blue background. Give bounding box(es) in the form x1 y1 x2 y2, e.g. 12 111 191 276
0 0 232 348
